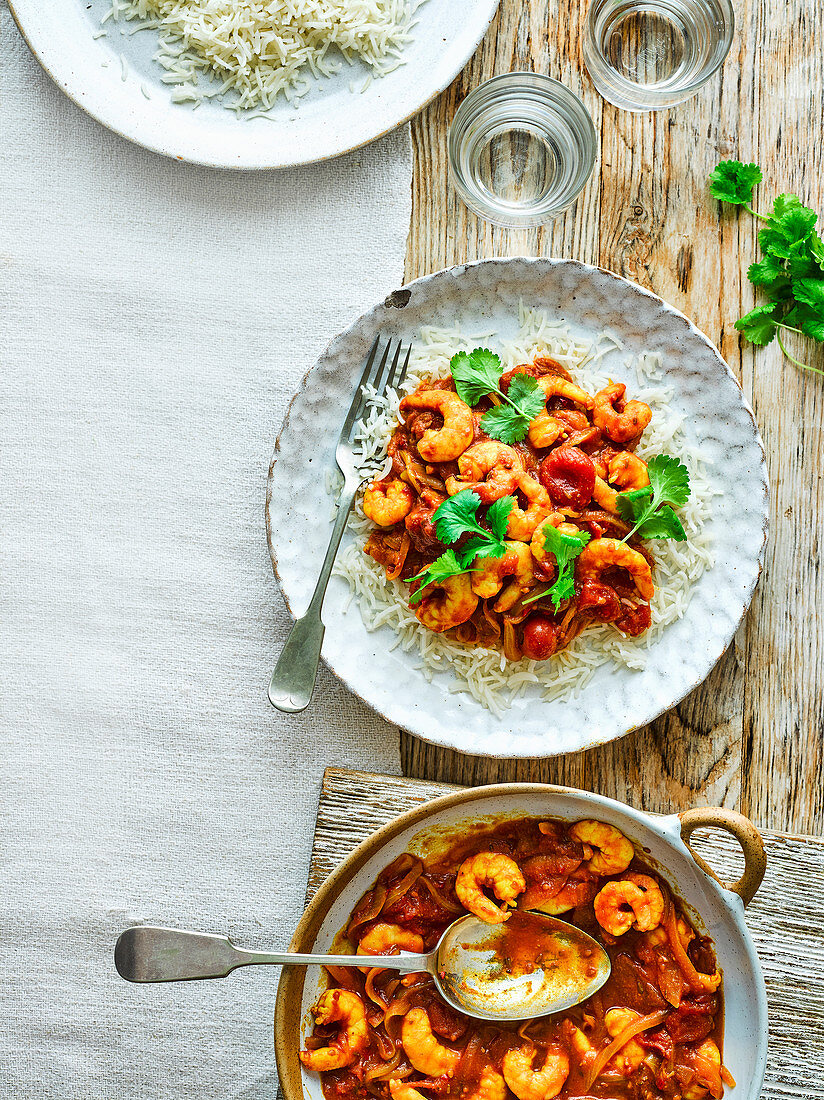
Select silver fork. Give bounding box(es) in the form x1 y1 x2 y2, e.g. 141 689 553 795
268 336 411 713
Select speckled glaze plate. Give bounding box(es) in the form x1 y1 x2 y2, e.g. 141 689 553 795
8 0 499 169
266 258 768 757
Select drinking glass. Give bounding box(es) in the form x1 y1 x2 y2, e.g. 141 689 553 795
583 0 734 111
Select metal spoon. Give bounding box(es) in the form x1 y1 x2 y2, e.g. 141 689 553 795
115 911 610 1022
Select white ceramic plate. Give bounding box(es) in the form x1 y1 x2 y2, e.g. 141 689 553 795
274 786 768 1100
266 258 768 757
8 0 499 168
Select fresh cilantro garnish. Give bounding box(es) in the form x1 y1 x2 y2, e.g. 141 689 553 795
450 348 545 443
710 160 824 375
407 492 515 603
522 527 591 610
708 161 763 211
616 455 690 542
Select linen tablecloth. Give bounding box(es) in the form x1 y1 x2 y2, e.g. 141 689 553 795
1 9 407 1094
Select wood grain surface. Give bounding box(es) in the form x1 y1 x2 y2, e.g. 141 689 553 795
402 0 824 836
304 768 824 1099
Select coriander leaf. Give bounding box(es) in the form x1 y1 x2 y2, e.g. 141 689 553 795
458 537 497 569
747 253 790 290
486 496 515 542
480 402 531 444
760 207 818 257
634 506 687 541
506 372 546 421
793 278 824 317
616 486 655 531
786 303 824 342
647 454 691 509
772 193 802 220
709 160 762 206
432 490 482 544
450 348 502 405
810 232 824 267
735 303 779 346
407 550 465 604
522 526 591 610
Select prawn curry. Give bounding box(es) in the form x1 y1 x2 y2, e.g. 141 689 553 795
300 816 730 1100
361 352 690 663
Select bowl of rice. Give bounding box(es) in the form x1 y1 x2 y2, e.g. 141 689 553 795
266 257 768 757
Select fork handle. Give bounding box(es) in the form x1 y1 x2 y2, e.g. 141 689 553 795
268 483 357 712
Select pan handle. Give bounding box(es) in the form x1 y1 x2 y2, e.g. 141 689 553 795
678 807 767 907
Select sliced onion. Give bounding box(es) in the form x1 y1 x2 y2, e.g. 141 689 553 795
584 1009 670 1089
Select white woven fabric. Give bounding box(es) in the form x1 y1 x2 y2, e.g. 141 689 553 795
1 9 405 1095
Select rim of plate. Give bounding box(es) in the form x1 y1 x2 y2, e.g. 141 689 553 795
266 257 769 756
7 0 500 169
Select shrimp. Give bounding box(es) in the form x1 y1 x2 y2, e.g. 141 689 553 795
592 383 652 443
362 479 416 526
357 922 424 956
604 1008 652 1074
528 412 566 450
594 873 665 936
445 441 524 503
401 1007 460 1076
608 451 649 491
537 376 594 409
412 572 478 632
592 476 618 514
502 1046 570 1100
472 541 535 612
299 989 368 1071
575 539 654 602
455 852 526 923
530 518 578 566
400 391 474 463
569 820 635 875
683 1039 724 1099
389 1082 429 1100
462 1067 508 1100
507 471 553 541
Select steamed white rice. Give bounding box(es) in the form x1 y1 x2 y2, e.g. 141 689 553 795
331 304 717 717
102 0 421 112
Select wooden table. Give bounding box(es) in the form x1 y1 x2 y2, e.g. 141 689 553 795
402 0 824 836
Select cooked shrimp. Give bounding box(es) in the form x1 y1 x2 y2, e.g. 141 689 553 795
455 852 526 923
502 1045 570 1100
592 476 618 514
568 1025 595 1064
569 820 635 875
362 479 416 526
472 541 535 612
594 873 665 935
299 989 368 1071
592 383 652 443
648 915 693 950
412 572 478 632
575 539 654 602
528 412 566 450
357 922 424 956
463 1066 508 1100
445 441 524 503
400 391 474 463
507 471 553 541
529 517 578 566
608 451 650 491
537 376 594 408
604 1008 650 1074
683 1039 724 1099
389 1082 429 1100
401 1007 460 1076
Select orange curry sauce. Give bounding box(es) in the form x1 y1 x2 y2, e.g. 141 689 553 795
300 817 731 1100
362 358 657 662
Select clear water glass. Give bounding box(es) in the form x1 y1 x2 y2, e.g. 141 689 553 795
448 74 597 228
584 0 734 111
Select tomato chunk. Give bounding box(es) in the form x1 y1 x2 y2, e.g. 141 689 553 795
615 601 652 636
577 580 622 622
521 614 561 661
539 447 596 510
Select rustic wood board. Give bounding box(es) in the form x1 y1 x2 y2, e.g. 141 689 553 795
301 767 824 1099
403 0 824 836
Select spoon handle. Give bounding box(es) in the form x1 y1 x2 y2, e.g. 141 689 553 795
115 926 432 983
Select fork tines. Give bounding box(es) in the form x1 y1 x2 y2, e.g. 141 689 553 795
340 336 411 446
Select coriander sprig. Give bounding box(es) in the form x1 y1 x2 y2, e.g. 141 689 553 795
450 349 545 444
407 491 514 604
615 455 690 542
522 527 591 610
709 160 824 375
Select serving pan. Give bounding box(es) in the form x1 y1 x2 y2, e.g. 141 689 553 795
275 783 768 1100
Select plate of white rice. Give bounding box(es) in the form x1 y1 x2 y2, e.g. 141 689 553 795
266 257 768 757
7 0 499 167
